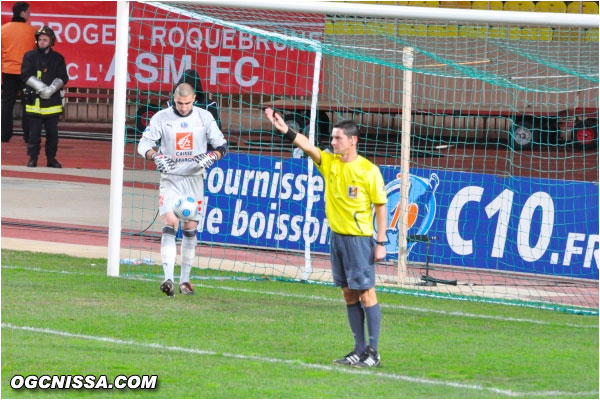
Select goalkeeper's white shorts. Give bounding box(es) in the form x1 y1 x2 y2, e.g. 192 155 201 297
158 173 204 222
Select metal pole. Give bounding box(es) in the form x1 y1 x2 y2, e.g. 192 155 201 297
302 48 323 281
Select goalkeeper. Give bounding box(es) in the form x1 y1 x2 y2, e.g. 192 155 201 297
265 108 388 368
138 82 227 297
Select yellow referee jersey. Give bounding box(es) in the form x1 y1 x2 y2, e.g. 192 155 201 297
316 150 387 236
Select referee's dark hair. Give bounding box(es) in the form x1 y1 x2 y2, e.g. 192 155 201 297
333 119 360 138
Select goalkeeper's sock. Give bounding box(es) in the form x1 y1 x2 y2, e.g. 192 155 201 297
364 303 381 351
346 302 366 354
180 229 197 283
161 226 177 282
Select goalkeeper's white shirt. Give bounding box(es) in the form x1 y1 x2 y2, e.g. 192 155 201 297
137 105 227 176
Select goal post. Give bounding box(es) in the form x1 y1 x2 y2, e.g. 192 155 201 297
110 1 599 313
107 0 130 277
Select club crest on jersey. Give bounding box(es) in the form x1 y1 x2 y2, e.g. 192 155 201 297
176 132 193 151
181 121 188 129
348 186 358 198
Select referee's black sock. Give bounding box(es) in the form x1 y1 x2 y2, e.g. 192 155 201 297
346 302 366 354
364 303 381 351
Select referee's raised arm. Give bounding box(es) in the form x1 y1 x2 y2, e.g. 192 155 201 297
264 107 321 165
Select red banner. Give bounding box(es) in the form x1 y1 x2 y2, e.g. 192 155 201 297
1 1 323 95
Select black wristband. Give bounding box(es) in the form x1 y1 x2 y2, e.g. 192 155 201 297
283 127 298 143
375 241 387 246
215 144 228 158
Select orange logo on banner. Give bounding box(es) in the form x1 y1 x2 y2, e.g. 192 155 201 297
176 132 193 150
389 202 418 230
407 203 418 229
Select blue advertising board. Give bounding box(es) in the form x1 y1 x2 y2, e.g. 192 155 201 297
195 153 599 280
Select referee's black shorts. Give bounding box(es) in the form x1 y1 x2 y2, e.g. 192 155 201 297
330 231 375 290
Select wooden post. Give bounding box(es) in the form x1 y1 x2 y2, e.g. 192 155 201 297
398 47 414 285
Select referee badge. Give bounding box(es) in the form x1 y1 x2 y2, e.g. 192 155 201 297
348 186 358 198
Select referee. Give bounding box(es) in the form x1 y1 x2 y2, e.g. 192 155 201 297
265 108 388 368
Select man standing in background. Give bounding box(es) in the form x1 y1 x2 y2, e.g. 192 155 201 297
21 25 68 168
1 1 36 143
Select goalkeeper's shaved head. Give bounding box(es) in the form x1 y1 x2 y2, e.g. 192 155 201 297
173 82 196 116
174 82 195 98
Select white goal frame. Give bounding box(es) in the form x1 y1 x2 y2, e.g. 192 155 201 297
107 0 598 277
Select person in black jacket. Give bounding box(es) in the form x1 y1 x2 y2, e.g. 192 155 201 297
21 25 68 168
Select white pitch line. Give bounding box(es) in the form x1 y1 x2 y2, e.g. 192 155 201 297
3 265 598 329
3 322 597 398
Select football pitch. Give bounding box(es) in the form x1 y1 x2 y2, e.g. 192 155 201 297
1 250 598 399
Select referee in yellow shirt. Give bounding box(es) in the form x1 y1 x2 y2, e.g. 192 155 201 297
265 108 388 368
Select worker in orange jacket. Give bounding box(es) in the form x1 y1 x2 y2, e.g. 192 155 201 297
1 1 36 143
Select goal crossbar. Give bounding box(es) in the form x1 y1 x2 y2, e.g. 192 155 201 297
179 0 599 28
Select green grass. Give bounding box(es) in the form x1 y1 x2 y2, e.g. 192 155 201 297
1 249 598 398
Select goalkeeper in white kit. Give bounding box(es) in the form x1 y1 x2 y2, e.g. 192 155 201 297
137 82 228 296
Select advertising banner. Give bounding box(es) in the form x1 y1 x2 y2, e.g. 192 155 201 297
198 153 599 280
1 2 322 94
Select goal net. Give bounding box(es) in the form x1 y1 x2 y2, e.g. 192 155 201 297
113 1 599 313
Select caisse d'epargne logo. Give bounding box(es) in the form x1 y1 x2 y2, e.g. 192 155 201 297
176 132 193 150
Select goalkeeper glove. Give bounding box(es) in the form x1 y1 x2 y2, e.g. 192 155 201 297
152 152 176 174
193 152 218 170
